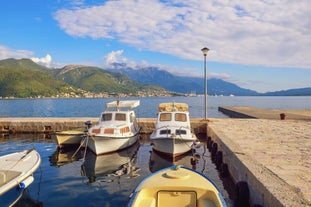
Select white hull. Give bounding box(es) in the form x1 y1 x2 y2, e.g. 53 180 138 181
0 149 41 195
150 136 196 157
87 134 139 155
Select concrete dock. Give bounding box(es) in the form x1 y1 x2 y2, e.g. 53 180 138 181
0 107 310 206
219 106 311 120
215 106 310 206
208 118 310 207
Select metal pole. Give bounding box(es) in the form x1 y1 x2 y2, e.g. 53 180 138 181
204 54 207 119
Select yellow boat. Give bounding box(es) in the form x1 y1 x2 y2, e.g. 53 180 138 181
128 165 227 207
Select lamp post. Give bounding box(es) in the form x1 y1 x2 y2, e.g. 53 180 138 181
201 47 209 120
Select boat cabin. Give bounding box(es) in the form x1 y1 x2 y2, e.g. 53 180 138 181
155 102 191 136
90 100 140 136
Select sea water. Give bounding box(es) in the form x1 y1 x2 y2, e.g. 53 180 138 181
0 96 310 118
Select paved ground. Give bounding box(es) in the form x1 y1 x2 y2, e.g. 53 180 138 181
219 106 311 120
208 107 311 206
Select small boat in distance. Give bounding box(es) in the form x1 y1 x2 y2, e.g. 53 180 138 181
150 102 197 157
0 149 41 196
128 165 227 207
87 100 141 155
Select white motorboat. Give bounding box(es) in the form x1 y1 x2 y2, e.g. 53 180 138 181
87 100 141 155
150 102 197 157
0 149 41 196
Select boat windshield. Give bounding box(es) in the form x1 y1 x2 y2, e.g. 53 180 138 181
160 113 172 121
175 113 187 122
101 113 112 121
115 113 126 121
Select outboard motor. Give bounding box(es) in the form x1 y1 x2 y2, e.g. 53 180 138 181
85 120 92 129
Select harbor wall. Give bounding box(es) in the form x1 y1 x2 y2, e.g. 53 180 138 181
0 117 207 134
207 125 283 206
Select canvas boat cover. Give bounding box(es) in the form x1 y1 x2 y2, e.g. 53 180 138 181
158 102 188 112
106 100 140 109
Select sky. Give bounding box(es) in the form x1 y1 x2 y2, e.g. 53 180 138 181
0 0 310 93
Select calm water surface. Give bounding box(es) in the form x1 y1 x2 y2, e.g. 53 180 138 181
1 96 310 118
1 96 310 207
0 134 234 207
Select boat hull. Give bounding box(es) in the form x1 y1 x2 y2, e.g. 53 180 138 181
150 136 195 157
87 133 139 155
128 165 227 207
53 130 84 148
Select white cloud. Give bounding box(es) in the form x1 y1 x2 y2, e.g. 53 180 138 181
104 50 125 65
103 50 139 69
0 45 56 68
0 45 33 59
31 54 52 67
54 0 311 69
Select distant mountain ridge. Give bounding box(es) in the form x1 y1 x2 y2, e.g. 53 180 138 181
110 67 259 95
0 58 77 98
110 67 311 96
0 59 168 98
0 58 310 98
263 87 311 96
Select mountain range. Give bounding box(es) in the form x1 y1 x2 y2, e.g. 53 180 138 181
0 59 167 98
0 58 310 98
110 67 258 96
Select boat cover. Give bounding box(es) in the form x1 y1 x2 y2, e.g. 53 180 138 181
106 100 140 109
158 102 188 112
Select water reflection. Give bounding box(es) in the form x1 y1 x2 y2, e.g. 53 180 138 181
0 187 24 207
0 189 42 207
49 147 84 168
11 190 43 207
149 150 194 172
81 142 140 185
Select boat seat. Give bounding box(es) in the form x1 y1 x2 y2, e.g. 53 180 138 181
157 190 197 207
0 170 21 185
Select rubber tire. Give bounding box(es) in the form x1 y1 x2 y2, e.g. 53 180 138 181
215 151 223 168
236 181 250 207
220 163 229 178
211 143 218 156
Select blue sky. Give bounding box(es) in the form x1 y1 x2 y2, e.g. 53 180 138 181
0 0 310 93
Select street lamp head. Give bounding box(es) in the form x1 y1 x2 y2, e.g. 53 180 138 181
201 47 209 56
